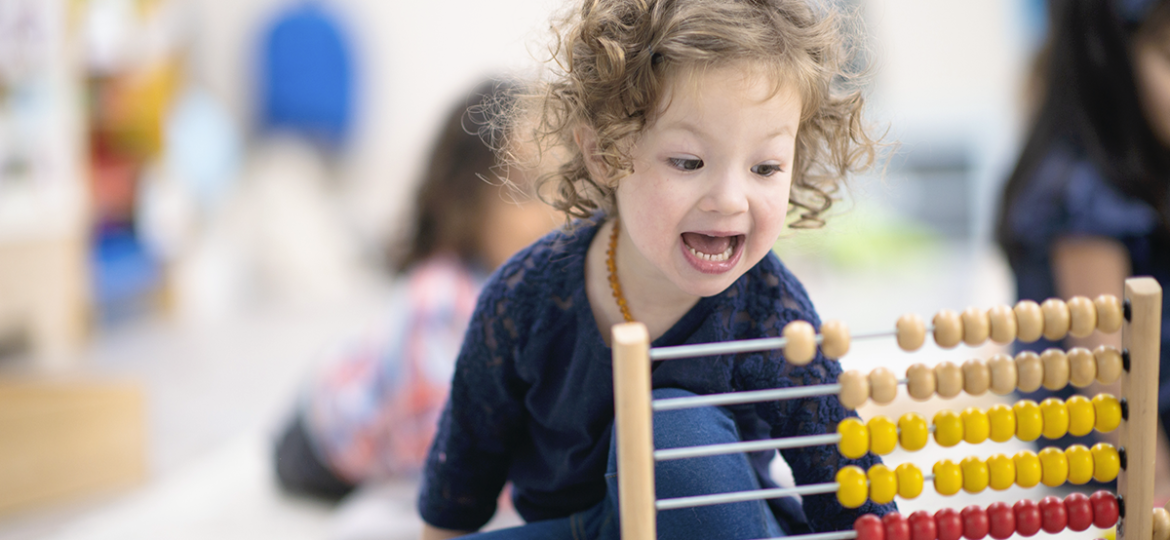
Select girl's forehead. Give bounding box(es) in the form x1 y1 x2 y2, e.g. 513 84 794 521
659 63 804 112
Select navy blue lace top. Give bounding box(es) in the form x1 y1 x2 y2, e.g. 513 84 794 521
417 217 895 532
1005 145 1170 432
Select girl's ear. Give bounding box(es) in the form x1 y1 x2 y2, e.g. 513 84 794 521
574 125 606 180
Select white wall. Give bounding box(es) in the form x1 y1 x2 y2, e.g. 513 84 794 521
187 0 562 248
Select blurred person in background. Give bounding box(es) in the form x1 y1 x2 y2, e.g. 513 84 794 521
274 79 558 500
996 0 1170 500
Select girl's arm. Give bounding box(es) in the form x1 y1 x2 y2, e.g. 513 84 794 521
1051 236 1128 350
420 523 470 540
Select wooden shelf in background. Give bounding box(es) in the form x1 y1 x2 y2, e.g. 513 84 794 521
0 377 146 517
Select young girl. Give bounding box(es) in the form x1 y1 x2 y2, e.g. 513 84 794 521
274 79 555 500
419 0 895 538
996 0 1170 499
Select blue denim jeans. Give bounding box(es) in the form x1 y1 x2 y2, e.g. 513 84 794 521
462 388 785 540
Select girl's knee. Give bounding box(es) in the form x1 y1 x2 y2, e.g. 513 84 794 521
650 388 739 450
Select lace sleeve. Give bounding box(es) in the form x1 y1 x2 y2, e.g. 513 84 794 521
731 260 896 532
416 267 531 531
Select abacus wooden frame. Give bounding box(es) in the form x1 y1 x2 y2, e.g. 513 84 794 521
610 277 1162 540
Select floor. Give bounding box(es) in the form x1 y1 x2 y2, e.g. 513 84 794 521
0 238 1119 539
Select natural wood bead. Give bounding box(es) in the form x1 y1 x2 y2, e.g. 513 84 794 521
869 367 899 405
820 320 850 359
783 321 817 366
933 309 963 349
1067 347 1096 388
962 359 991 396
896 314 927 352
839 369 869 410
988 353 1018 395
1041 348 1071 390
1067 296 1097 338
1041 298 1071 342
1095 295 1123 334
935 361 964 399
1015 300 1044 343
906 363 936 401
961 307 991 346
1154 508 1170 540
1016 351 1044 393
1094 345 1123 385
988 305 1018 344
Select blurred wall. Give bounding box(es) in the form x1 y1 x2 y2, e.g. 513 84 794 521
187 0 561 250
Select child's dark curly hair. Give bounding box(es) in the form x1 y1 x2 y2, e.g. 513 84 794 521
514 0 878 227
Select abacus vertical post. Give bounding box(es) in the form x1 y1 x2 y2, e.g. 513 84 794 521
613 322 656 540
1118 277 1163 540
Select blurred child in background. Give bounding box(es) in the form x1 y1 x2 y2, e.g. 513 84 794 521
996 0 1170 499
274 79 557 499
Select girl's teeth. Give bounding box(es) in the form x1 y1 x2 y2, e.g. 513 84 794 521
688 244 734 262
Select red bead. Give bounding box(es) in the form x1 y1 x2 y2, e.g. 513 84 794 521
987 502 1016 540
884 512 911 540
909 510 938 540
1013 499 1042 537
961 505 990 540
936 508 964 540
1089 490 1120 528
856 514 886 540
1064 492 1093 532
1039 496 1068 534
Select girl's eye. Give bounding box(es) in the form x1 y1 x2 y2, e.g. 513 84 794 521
668 157 704 171
751 163 783 177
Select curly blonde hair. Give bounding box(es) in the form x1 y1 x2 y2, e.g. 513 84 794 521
511 0 877 227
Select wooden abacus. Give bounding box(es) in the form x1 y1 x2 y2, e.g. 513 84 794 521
611 277 1163 540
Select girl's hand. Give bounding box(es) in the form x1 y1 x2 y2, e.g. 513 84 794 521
421 523 471 540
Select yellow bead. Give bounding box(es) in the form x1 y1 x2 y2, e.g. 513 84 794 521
868 416 898 456
1039 446 1069 487
868 464 897 505
988 404 1016 443
837 418 869 459
1040 398 1070 439
933 459 962 496
961 407 990 444
987 454 1016 491
1093 393 1122 433
1067 395 1096 437
1015 450 1042 488
836 466 868 508
961 456 990 493
899 413 929 452
933 410 963 448
896 462 924 499
1065 444 1093 485
1013 400 1043 442
1091 442 1120 482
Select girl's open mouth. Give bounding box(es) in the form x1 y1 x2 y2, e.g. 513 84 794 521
680 232 744 273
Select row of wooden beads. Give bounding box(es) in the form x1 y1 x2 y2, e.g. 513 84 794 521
838 346 1124 410
853 493 1121 540
836 395 1121 459
894 295 1124 352
836 444 1120 508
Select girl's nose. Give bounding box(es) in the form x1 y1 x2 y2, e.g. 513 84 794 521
698 170 750 215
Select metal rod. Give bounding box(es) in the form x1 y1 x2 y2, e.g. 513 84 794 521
649 328 932 361
655 433 842 461
656 482 839 511
762 531 859 540
652 384 842 411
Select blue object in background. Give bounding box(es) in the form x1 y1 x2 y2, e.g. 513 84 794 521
258 2 356 148
91 225 163 323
